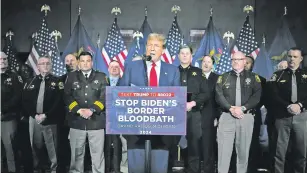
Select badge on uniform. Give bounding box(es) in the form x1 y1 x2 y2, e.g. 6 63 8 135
18 76 23 83
5 78 12 85
270 74 277 81
245 78 251 85
58 82 64 89
302 74 307 79
225 83 230 88
29 85 35 89
217 76 222 84
94 80 99 84
51 82 56 86
279 80 286 83
192 72 197 76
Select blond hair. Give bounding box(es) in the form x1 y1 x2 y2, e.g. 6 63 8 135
147 33 166 48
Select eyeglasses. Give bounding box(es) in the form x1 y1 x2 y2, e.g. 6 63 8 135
38 62 51 66
231 58 245 61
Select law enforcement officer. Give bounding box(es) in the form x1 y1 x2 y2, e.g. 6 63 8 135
22 55 62 173
177 45 209 173
105 60 124 173
215 51 262 173
1 51 23 173
270 47 307 173
64 51 108 173
201 55 220 173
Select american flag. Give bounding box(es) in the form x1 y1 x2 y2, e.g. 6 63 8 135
26 17 54 75
3 32 20 72
162 16 183 64
101 18 128 75
215 44 232 75
49 40 66 76
232 16 260 59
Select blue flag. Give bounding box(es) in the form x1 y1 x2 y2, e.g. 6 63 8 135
61 15 96 67
125 16 152 64
269 16 296 71
215 43 232 75
253 44 274 80
93 43 109 75
192 16 224 69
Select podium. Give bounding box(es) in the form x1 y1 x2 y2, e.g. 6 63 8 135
105 86 187 173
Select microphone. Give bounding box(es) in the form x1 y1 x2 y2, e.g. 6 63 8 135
132 55 152 61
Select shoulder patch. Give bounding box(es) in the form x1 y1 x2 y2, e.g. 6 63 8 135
217 76 222 84
255 75 261 83
270 74 277 81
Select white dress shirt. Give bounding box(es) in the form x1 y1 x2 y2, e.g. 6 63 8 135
204 71 211 79
146 60 161 86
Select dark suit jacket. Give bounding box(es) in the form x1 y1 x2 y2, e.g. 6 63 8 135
120 60 181 149
201 72 220 128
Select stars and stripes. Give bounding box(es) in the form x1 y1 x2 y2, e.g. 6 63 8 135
3 36 20 72
215 44 232 75
26 17 54 75
50 41 66 76
162 16 183 64
232 16 260 59
101 18 128 75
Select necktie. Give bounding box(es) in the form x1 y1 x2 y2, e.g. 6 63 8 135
36 77 45 114
235 73 241 106
149 62 158 86
85 73 88 80
291 71 297 102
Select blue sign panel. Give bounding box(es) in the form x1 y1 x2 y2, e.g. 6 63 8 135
106 86 187 135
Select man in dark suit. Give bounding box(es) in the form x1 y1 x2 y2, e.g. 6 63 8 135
201 55 220 173
105 60 124 173
119 33 181 173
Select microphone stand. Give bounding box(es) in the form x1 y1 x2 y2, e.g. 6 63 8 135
142 57 151 173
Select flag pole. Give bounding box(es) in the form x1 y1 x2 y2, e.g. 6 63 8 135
96 34 100 71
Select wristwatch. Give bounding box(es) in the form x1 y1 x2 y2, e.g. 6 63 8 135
90 108 96 113
241 106 247 112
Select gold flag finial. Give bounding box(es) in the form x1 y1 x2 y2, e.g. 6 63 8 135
223 31 235 44
284 6 287 16
111 7 121 16
6 30 14 41
133 31 144 50
97 34 101 46
51 30 62 43
32 32 38 40
41 4 51 16
171 5 181 15
210 5 213 16
243 5 254 14
78 5 81 15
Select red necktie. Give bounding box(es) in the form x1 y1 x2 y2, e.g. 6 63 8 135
149 62 158 86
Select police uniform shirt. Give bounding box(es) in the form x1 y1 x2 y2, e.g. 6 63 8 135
215 70 262 112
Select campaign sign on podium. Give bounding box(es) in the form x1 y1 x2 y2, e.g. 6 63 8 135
106 86 187 135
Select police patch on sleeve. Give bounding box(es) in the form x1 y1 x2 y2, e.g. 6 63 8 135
58 82 64 89
217 76 222 84
255 75 261 83
270 74 277 81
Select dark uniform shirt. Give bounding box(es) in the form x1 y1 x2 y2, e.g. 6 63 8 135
178 65 209 111
64 70 108 130
269 68 307 119
22 74 62 125
215 69 262 112
1 70 23 121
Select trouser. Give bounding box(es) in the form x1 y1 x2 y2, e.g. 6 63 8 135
69 128 105 173
217 112 254 173
29 117 58 172
273 112 307 173
105 134 122 172
248 112 262 172
187 111 202 173
202 123 216 173
58 123 70 172
1 120 19 172
119 135 128 173
17 117 33 172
